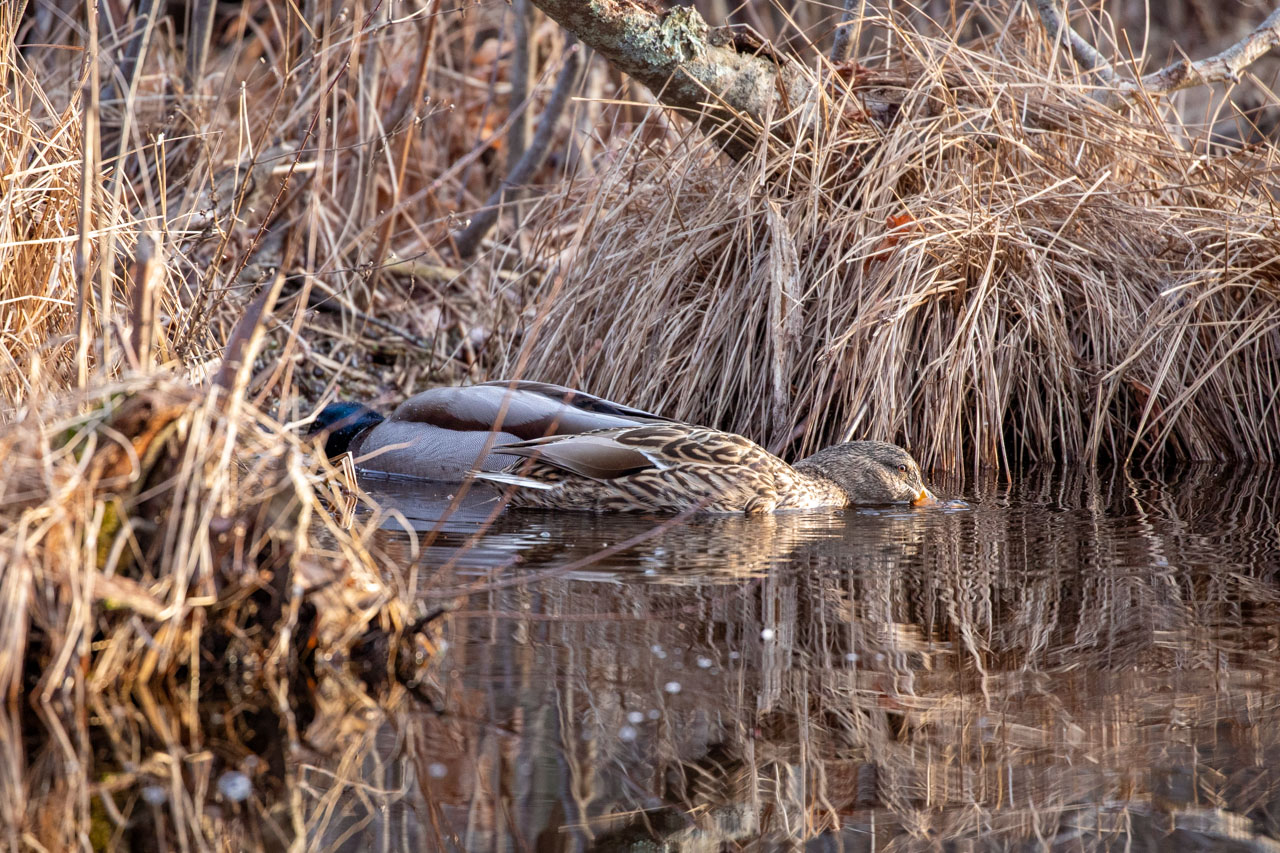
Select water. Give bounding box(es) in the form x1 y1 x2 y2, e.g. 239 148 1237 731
296 464 1280 851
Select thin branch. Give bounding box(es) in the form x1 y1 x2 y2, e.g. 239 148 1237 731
453 40 582 259
366 1 438 296
1125 8 1280 98
508 0 536 167
1034 0 1118 85
186 0 218 91
1035 1 1280 107
830 0 864 64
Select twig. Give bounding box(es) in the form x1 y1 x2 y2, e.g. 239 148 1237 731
508 0 535 168
1034 0 1118 85
452 40 582 259
830 0 864 64
186 0 218 91
366 1 439 296
1035 2 1280 106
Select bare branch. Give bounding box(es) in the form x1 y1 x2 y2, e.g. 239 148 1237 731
1036 1 1280 106
508 0 536 167
1124 8 1280 98
453 42 583 259
830 0 864 64
1034 0 1118 85
528 0 821 157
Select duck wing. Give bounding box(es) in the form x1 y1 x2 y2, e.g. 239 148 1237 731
495 425 759 481
477 380 666 421
494 433 654 479
390 381 671 441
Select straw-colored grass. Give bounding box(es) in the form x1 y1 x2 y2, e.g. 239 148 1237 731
506 6 1280 471
3 0 1280 847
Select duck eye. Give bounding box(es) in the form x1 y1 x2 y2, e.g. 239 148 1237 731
897 464 908 473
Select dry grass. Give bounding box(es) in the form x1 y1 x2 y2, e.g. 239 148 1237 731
506 3 1280 471
0 376 446 850
3 0 1280 847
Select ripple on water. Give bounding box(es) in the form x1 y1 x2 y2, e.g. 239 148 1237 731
320 465 1280 849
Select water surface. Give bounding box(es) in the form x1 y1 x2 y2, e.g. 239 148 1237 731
322 466 1280 851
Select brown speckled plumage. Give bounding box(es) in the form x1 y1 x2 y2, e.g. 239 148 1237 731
480 424 934 513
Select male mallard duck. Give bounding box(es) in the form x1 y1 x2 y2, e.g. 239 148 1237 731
310 380 667 479
312 381 935 512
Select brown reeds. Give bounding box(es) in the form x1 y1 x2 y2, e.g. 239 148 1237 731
4 0 1280 847
2 2 492 844
505 3 1280 472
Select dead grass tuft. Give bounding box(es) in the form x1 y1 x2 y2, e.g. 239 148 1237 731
506 6 1280 471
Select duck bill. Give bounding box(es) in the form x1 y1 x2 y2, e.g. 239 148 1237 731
912 488 937 507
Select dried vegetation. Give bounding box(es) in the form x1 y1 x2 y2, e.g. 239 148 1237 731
2 0 1280 847
510 3 1280 470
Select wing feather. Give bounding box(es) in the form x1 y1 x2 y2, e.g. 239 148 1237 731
497 432 656 479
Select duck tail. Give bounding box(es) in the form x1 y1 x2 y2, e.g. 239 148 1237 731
471 471 556 491
310 402 385 458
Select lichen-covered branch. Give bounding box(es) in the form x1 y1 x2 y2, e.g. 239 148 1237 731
528 0 821 157
1125 8 1280 98
1036 1 1280 106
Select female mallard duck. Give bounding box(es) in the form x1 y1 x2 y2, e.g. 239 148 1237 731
312 381 935 512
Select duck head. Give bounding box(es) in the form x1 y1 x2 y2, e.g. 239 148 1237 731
794 440 936 506
310 402 384 459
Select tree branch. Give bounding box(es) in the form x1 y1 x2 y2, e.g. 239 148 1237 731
1034 0 1118 85
830 0 865 64
1035 1 1280 106
1125 8 1280 98
527 0 821 158
453 41 582 258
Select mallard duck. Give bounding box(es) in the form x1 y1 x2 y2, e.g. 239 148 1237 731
310 380 667 479
477 425 934 512
312 381 936 512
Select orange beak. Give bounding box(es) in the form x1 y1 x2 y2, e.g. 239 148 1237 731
912 488 937 506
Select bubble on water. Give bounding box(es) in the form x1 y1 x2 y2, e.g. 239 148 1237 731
761 628 776 640
627 711 645 724
618 725 637 742
696 656 713 669
875 652 886 662
664 681 681 694
651 644 667 659
428 762 448 779
728 651 740 660
845 652 859 663
217 771 252 803
539 531 551 538
140 785 167 805
647 709 661 720
644 568 657 575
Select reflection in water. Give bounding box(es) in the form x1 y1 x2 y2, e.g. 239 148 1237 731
108 466 1280 849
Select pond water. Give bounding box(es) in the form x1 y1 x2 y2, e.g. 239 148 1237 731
318 466 1280 850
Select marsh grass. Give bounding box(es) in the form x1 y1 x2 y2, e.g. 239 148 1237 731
3 0 1280 847
508 5 1280 472
1 376 446 850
